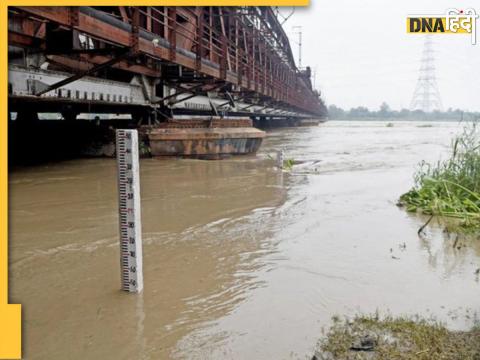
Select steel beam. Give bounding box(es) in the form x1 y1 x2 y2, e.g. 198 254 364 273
35 50 133 96
9 6 327 117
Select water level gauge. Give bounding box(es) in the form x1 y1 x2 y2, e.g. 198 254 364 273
116 129 143 293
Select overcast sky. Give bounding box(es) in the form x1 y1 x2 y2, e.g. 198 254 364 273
282 0 480 111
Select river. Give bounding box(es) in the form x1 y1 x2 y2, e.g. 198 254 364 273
9 120 480 359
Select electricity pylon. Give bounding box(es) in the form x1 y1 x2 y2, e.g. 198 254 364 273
410 36 443 112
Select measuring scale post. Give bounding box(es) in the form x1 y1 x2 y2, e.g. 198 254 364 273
116 129 143 293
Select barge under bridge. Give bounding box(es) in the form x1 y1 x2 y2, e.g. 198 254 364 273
8 6 327 161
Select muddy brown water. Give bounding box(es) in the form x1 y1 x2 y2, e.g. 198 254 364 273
9 121 480 359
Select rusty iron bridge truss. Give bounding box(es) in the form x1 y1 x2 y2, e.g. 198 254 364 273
8 6 326 122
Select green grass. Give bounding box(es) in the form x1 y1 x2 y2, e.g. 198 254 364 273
315 315 480 360
283 158 295 170
266 153 295 171
399 123 480 232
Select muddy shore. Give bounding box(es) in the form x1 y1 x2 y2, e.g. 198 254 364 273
313 315 480 360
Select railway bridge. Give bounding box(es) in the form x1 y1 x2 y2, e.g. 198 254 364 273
8 6 327 160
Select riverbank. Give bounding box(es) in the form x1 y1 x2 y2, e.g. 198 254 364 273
313 315 480 360
399 124 480 233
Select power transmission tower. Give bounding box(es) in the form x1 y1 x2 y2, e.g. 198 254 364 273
410 36 443 112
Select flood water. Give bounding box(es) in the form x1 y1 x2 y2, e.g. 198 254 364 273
9 121 480 359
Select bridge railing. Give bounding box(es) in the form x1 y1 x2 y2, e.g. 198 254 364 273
9 6 326 116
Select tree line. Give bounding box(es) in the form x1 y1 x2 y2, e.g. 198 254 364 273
328 102 480 121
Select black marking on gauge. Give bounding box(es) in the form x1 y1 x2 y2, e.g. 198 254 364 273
116 129 143 293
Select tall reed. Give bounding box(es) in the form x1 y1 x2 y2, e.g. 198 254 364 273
400 123 480 231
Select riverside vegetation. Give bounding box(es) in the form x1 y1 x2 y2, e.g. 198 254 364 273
313 124 480 360
313 315 480 360
399 123 480 233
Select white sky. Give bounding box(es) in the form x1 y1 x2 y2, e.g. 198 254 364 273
282 0 480 111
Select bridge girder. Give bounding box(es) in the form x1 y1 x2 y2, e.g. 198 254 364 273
8 6 327 118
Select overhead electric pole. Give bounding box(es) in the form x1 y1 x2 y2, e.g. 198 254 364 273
292 25 303 69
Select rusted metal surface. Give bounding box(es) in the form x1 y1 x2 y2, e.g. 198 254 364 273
8 6 327 118
157 117 253 128
145 117 264 157
147 126 265 157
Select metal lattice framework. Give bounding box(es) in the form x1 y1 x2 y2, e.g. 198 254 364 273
8 6 326 119
410 36 443 112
